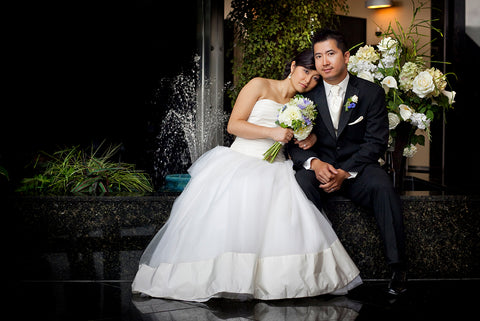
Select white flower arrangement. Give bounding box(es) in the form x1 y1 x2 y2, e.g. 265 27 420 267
347 3 456 158
263 95 317 163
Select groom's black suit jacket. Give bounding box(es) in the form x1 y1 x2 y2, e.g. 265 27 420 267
289 74 388 175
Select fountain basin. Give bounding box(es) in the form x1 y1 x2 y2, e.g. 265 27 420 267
164 174 191 192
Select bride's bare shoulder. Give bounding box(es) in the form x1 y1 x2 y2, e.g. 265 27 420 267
247 77 271 86
246 77 281 93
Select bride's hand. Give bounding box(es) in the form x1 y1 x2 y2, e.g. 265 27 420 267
271 127 294 144
295 133 317 149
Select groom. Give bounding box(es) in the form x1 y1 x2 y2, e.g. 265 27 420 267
288 28 407 295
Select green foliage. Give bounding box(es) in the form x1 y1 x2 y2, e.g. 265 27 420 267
382 0 444 64
17 143 154 195
226 0 349 105
0 165 8 180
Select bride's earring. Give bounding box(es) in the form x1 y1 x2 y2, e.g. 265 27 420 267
288 73 292 79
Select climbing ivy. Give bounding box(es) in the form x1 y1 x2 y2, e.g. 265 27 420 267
226 0 349 105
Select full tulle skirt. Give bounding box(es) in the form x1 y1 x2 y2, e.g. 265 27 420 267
132 146 361 302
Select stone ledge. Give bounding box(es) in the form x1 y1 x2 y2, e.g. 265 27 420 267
7 193 480 280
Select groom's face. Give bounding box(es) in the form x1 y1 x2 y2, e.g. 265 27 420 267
314 39 350 85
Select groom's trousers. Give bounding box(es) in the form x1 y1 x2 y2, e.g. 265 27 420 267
295 163 406 267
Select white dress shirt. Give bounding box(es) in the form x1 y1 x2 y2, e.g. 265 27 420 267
303 75 357 179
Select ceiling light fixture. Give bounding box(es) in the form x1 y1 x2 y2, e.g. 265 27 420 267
365 0 393 9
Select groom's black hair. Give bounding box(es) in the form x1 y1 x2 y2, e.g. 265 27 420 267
311 28 349 54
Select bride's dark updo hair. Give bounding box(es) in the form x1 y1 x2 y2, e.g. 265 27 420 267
283 49 316 78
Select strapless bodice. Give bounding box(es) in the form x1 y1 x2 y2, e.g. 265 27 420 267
229 99 285 161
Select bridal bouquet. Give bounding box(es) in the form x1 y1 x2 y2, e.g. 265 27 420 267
347 2 456 158
263 94 317 163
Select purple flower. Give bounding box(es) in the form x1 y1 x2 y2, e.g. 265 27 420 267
344 95 358 111
303 115 312 125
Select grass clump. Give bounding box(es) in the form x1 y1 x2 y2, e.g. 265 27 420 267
17 143 154 195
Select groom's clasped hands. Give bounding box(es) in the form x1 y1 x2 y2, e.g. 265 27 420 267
310 158 350 193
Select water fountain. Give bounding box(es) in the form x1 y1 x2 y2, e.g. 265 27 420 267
153 56 229 191
152 0 228 192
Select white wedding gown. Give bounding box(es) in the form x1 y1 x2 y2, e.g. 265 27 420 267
132 99 362 302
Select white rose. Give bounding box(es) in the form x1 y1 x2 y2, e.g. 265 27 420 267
399 104 414 121
388 112 401 129
442 90 456 104
381 76 398 94
377 37 397 52
351 95 358 103
412 71 435 98
358 70 375 82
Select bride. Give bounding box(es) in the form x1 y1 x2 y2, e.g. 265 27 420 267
131 50 362 302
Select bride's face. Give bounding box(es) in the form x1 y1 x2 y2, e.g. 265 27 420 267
291 65 320 93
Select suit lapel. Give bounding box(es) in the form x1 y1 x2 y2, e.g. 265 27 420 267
312 84 336 140
337 76 360 137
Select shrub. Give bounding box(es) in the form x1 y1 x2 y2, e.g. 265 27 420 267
226 0 349 104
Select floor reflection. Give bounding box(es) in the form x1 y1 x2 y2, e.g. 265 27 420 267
131 295 362 321
10 280 478 320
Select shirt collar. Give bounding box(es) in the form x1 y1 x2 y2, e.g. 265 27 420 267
324 73 350 96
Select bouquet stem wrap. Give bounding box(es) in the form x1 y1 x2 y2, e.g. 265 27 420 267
263 142 284 163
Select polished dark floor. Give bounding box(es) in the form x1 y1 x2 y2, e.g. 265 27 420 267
9 279 478 321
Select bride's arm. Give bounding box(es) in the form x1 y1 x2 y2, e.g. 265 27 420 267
227 78 292 143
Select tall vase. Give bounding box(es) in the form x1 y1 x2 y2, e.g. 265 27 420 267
391 122 413 191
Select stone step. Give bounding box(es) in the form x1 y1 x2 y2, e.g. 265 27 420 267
8 194 480 280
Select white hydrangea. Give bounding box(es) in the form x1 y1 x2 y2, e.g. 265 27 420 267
374 71 385 80
347 55 359 73
426 67 447 97
353 59 378 75
403 144 418 158
398 62 421 91
380 55 396 69
355 45 380 63
410 112 431 130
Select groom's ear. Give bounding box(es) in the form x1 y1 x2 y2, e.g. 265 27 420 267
343 51 350 64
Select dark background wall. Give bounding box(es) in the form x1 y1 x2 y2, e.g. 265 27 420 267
2 0 478 194
3 1 198 189
431 0 480 193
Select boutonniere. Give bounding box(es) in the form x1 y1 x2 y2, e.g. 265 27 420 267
344 95 358 111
